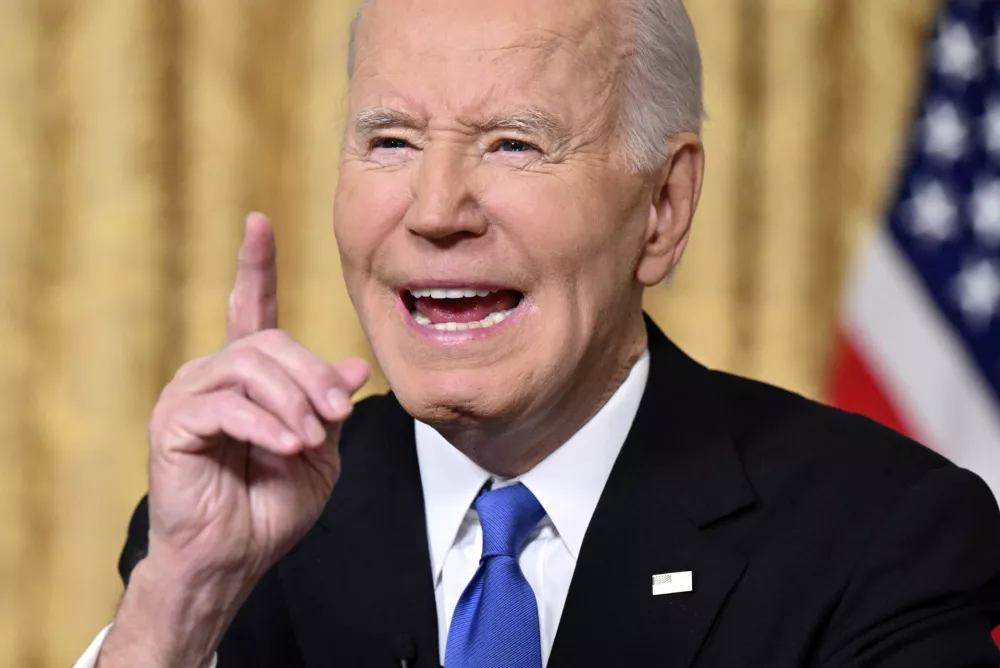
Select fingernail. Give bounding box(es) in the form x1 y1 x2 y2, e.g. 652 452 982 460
327 389 352 416
280 430 299 451
303 413 327 445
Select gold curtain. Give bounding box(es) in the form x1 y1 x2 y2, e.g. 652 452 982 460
0 1 937 665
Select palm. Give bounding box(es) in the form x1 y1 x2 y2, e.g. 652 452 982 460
243 436 339 552
149 433 333 574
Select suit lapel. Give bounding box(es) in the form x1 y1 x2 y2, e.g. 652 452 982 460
281 394 441 668
280 317 753 667
548 317 756 668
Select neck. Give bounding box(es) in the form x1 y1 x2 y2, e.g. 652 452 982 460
437 313 649 477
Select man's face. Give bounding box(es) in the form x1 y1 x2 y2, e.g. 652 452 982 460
335 0 661 429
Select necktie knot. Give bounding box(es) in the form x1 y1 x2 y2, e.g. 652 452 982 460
474 483 545 559
446 481 544 668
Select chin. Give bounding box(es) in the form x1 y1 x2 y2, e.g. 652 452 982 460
357 285 581 431
386 362 521 428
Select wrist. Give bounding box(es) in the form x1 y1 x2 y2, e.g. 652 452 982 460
99 556 248 668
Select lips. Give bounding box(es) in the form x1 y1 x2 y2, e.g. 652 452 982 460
401 287 524 331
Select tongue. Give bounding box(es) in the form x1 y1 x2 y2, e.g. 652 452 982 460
414 290 521 324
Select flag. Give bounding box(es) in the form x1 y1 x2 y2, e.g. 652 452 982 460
830 0 1000 504
830 3 1000 647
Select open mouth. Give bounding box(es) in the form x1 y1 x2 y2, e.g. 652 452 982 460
400 288 525 332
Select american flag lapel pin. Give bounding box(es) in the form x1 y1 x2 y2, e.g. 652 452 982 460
652 571 694 595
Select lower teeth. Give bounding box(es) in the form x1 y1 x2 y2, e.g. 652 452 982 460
413 308 515 331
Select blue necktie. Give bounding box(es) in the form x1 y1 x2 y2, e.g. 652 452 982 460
445 483 546 668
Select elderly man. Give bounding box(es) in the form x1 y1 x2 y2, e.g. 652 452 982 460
78 0 1000 666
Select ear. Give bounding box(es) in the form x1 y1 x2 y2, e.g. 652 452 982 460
635 133 705 286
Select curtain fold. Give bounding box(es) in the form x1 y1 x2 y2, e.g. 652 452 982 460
0 1 937 664
0 3 39 664
35 2 168 663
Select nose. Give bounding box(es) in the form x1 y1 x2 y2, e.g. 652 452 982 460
405 143 487 243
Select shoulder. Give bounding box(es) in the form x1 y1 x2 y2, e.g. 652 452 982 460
705 370 987 525
711 369 950 475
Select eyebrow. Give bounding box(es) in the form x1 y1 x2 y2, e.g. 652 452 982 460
354 107 427 135
480 108 567 144
353 106 569 144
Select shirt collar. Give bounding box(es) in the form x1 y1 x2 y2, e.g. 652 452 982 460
415 350 650 579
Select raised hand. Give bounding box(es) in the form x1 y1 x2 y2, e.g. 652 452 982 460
98 214 370 667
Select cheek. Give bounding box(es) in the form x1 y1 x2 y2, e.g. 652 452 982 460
334 167 412 280
481 173 637 286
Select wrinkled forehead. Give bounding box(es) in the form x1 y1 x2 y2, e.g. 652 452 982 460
349 0 628 124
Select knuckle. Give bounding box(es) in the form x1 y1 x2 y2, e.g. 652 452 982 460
219 395 259 431
172 357 206 383
313 364 341 390
148 397 180 441
212 391 239 414
287 392 311 418
255 328 291 348
230 346 266 377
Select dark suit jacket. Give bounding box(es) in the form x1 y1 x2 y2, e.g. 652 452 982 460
117 318 1000 667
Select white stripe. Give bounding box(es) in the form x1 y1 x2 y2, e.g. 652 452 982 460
843 228 1000 501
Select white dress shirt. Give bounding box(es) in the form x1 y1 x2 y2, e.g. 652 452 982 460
416 350 649 665
74 351 649 668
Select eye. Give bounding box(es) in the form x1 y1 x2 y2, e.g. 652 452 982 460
370 137 411 151
494 139 539 154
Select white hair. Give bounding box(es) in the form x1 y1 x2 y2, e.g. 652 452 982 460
347 0 703 173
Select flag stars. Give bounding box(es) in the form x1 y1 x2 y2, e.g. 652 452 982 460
923 101 968 162
907 181 959 242
935 20 981 82
953 259 1000 327
969 179 1000 244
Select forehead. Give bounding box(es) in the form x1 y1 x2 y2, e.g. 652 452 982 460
350 0 626 122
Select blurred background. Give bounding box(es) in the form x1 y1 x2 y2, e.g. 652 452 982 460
0 0 948 665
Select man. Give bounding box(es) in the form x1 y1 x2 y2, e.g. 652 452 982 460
77 0 1000 665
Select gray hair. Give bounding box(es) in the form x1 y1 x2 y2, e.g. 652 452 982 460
347 0 703 173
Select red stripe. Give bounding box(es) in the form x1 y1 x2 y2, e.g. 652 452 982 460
827 330 916 438
993 624 1000 650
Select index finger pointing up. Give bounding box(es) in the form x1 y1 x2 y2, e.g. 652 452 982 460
227 213 279 343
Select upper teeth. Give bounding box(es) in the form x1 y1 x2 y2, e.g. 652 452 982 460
410 288 497 299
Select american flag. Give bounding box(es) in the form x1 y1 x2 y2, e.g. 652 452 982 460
830 0 1000 503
